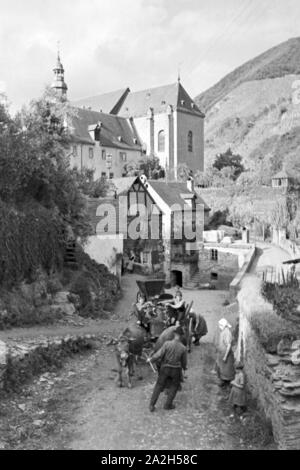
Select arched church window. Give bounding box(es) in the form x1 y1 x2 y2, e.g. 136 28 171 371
188 131 193 152
158 130 165 152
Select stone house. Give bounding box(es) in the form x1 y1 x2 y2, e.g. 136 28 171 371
69 108 143 180
271 169 293 189
112 176 206 287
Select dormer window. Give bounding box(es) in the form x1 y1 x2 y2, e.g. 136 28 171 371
181 100 185 106
94 125 101 141
118 136 122 142
133 138 138 144
191 103 195 109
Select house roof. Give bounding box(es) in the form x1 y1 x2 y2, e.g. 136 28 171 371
149 181 209 211
71 108 142 150
72 88 130 114
112 177 137 195
87 197 123 235
118 82 204 119
272 169 293 180
194 189 211 212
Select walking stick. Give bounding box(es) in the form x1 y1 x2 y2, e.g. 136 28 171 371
141 352 157 373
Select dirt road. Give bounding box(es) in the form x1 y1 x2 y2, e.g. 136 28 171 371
0 274 274 450
66 275 273 450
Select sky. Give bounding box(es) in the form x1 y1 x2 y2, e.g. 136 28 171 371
1 0 300 112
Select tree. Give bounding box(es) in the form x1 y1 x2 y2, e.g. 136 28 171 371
0 88 94 286
269 200 290 230
194 167 233 188
177 163 192 182
139 156 165 179
122 160 139 177
213 148 245 180
72 167 109 198
123 155 165 179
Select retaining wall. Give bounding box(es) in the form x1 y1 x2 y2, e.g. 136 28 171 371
229 246 257 300
0 333 97 392
237 277 300 450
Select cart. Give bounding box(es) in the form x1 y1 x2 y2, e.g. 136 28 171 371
136 280 174 339
136 280 174 303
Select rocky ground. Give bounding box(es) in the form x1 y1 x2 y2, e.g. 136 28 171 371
0 274 276 450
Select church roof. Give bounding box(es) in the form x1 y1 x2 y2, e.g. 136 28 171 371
118 82 205 118
71 107 142 150
72 88 130 115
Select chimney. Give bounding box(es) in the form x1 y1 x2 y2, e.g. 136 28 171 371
187 176 194 192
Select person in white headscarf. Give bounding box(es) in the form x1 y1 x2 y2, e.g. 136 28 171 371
216 318 235 387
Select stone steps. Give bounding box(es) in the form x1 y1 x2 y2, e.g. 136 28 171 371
185 270 201 290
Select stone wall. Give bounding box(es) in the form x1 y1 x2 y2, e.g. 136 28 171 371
237 277 300 450
0 334 97 392
229 246 257 300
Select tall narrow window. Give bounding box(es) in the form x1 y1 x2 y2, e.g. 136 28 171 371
89 148 94 159
158 130 165 152
188 131 193 152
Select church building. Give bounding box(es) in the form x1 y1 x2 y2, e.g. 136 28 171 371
51 54 205 180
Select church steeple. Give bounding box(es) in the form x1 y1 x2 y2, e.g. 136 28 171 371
51 47 68 98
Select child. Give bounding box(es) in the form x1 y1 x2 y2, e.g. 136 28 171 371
229 363 247 415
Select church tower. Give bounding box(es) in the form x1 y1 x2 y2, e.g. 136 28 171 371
51 50 68 98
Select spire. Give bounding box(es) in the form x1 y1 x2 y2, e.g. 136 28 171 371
51 44 68 98
177 62 182 83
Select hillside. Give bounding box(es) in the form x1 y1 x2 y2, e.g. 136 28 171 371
195 38 300 175
196 37 300 113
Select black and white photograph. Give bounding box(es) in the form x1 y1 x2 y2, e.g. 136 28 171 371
0 0 300 453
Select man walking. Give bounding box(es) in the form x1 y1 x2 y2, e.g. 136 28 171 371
147 327 187 412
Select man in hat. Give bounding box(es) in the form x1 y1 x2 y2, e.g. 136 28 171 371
147 327 187 412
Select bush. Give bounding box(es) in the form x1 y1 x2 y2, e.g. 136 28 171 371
46 276 63 295
69 250 120 318
262 283 300 322
249 310 297 353
0 201 65 288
